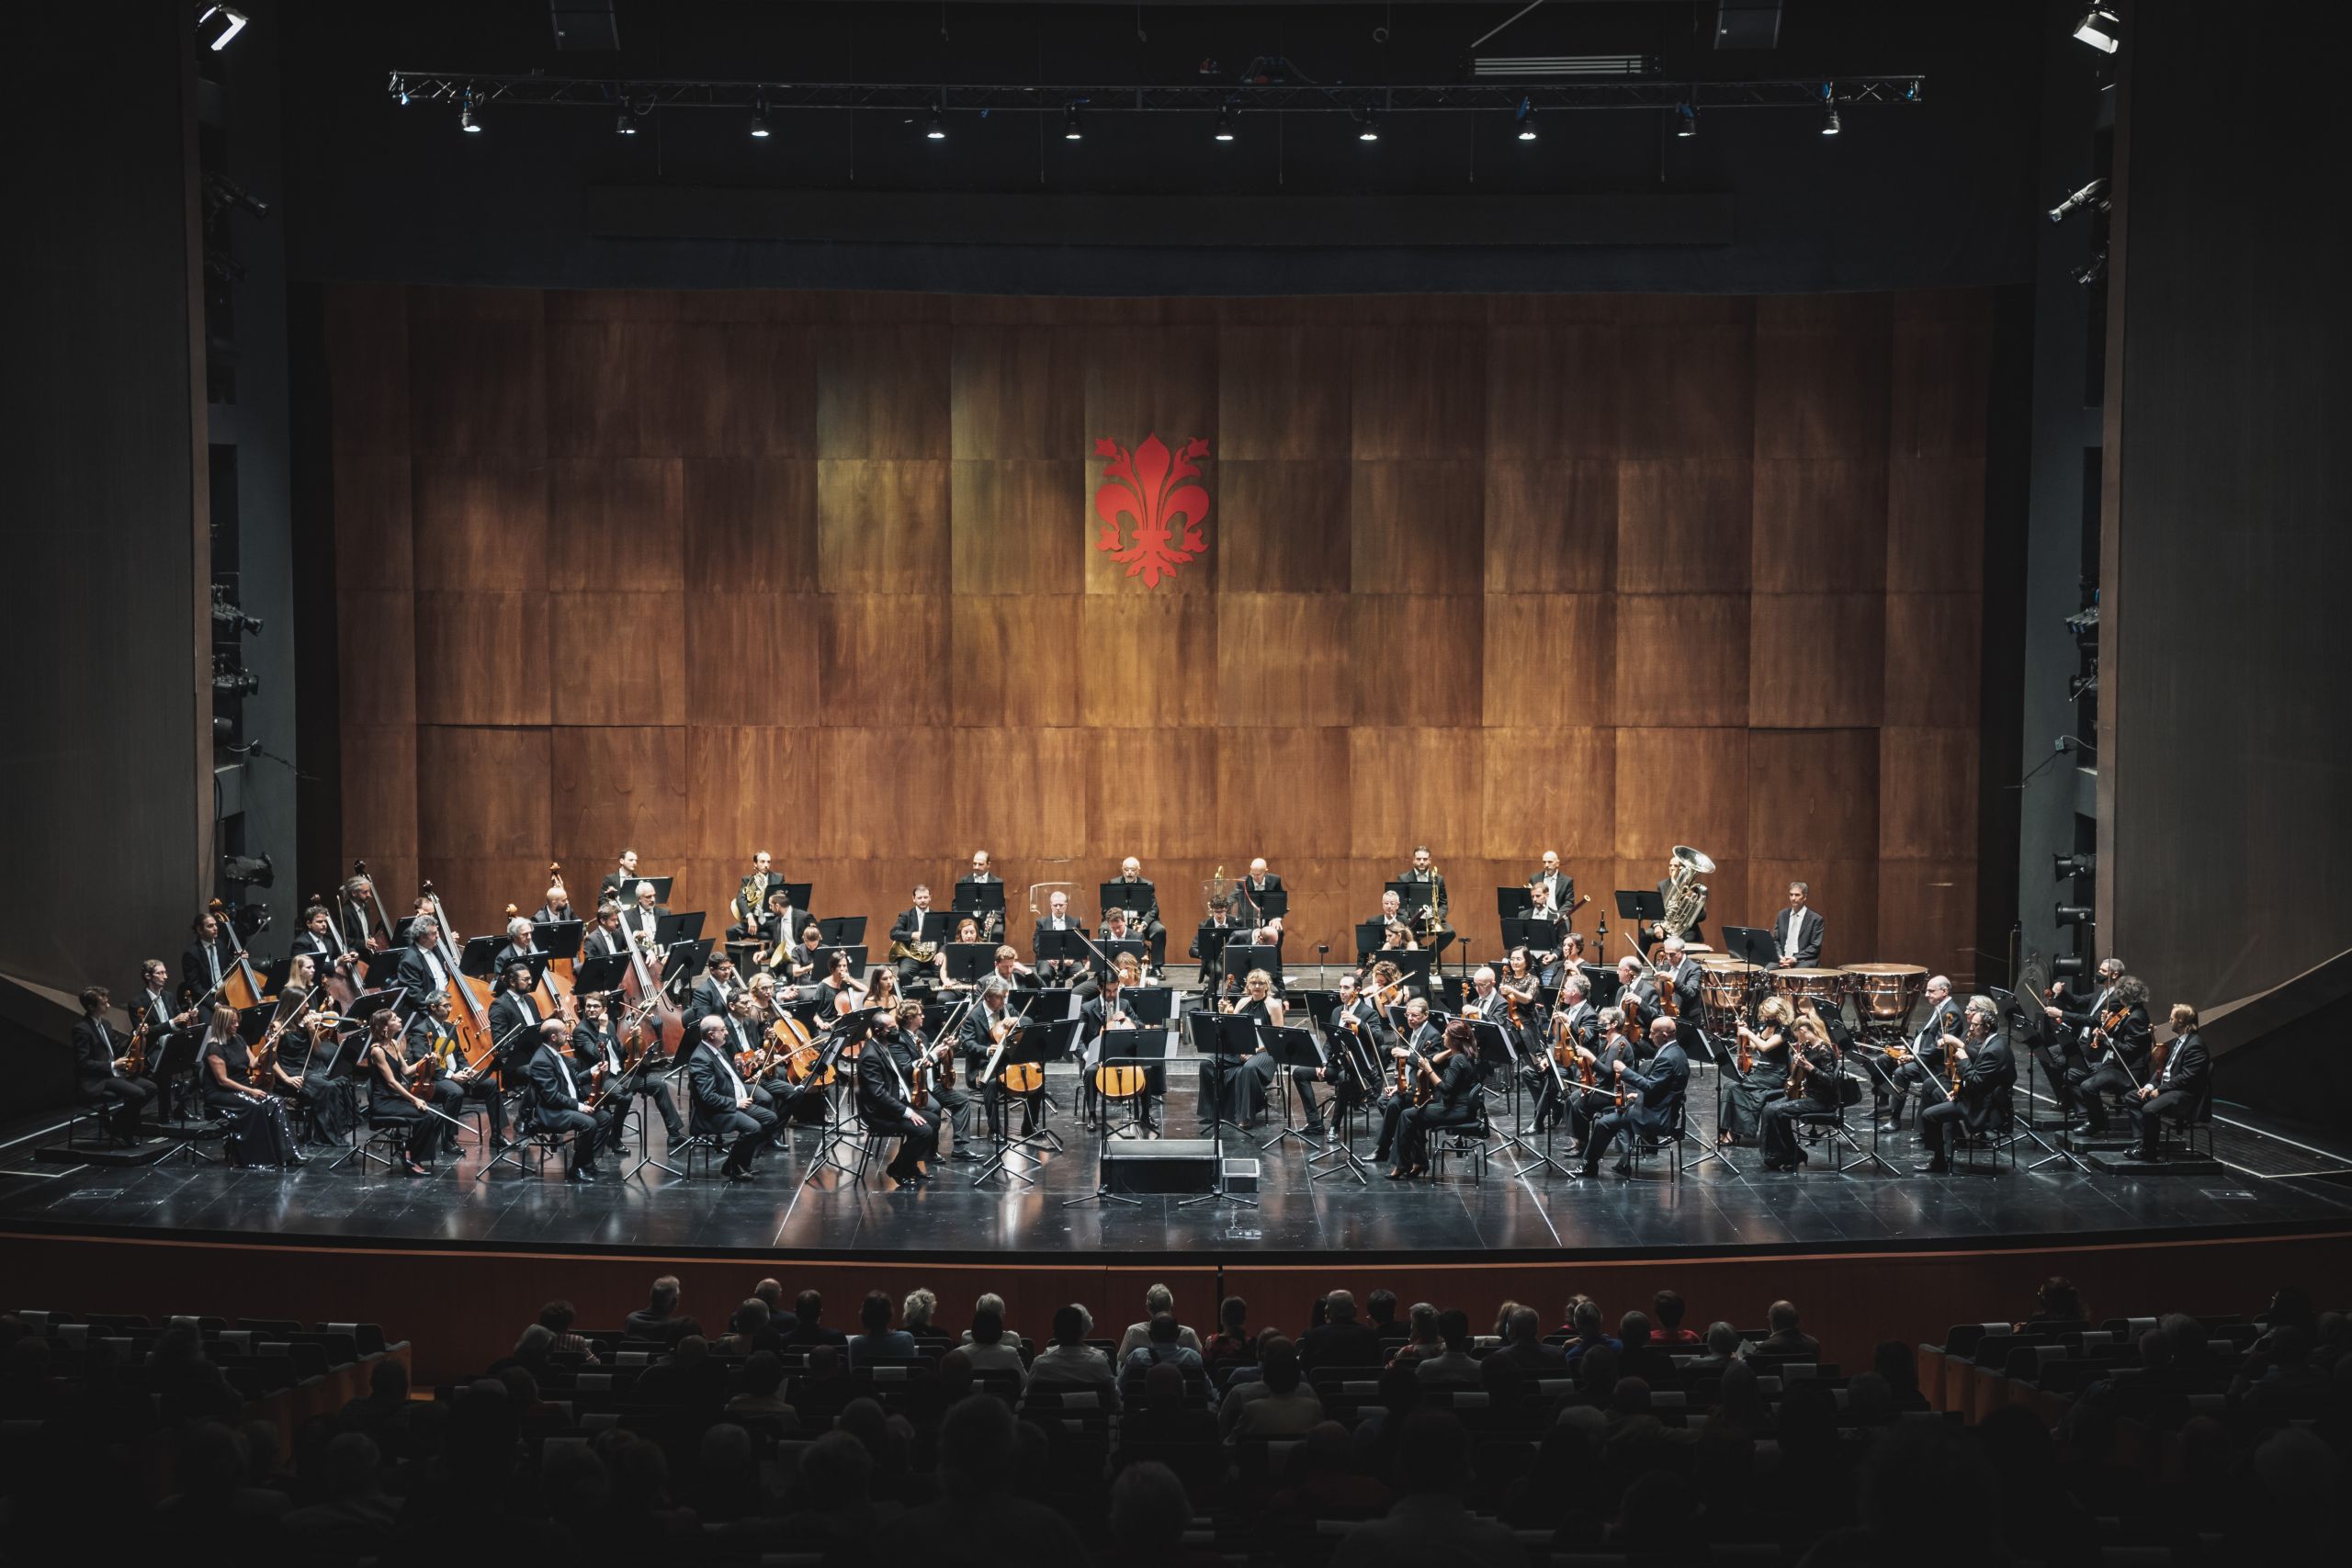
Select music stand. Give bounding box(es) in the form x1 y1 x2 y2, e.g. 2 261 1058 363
1094 936 1148 974
657 910 706 944
1063 1024 1163 1208
1496 886 1534 919
954 881 1007 941
818 915 867 948
1229 942 1283 991
571 952 632 998
944 943 996 989
1099 879 1155 918
1258 1023 1325 1155
1192 924 1233 997
1501 916 1563 956
1354 920 1388 962
971 1016 1072 1188
535 919 584 960
801 1011 885 1187
1034 926 1090 986
1614 890 1665 953
458 934 503 982
1177 1013 1260 1210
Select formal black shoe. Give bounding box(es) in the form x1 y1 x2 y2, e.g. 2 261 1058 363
287 1152 311 1168
567 1167 597 1184
2132 1148 2160 1163
401 1158 428 1178
1573 1165 1599 1179
492 1136 516 1152
722 1164 754 1182
1611 1156 1634 1176
1917 1159 1950 1174
609 1143 634 1159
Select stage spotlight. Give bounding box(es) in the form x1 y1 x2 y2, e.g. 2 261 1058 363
2048 178 2109 222
198 6 249 52
1673 103 1697 139
1214 106 1237 141
1515 98 1538 141
390 73 411 108
2054 904 2096 929
1819 99 1841 137
460 87 481 134
1064 105 1083 141
2052 954 2086 980
2052 852 2098 882
616 111 635 136
1358 112 1382 142
925 107 946 141
2074 248 2108 287
2073 6 2120 53
751 97 771 139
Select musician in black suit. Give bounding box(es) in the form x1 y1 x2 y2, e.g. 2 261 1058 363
289 903 355 983
728 852 777 942
957 979 1034 1139
582 903 632 962
1530 976 1596 1135
1393 1020 1481 1179
715 991 784 1123
1880 975 1956 1126
1657 939 1705 1023
1111 857 1167 972
534 877 578 926
1031 889 1086 988
2065 976 2155 1134
890 884 943 987
492 915 547 982
852 1029 936 1184
398 997 478 1147
597 850 642 903
1564 1007 1642 1157
520 1020 612 1181
1578 1018 1690 1178
1297 973 1385 1139
1770 884 1825 968
73 987 156 1144
1398 845 1448 929
684 1017 765 1181
1228 858 1283 939
127 959 197 1122
954 850 1008 943
182 909 239 1000
1613 956 1659 1030
338 872 388 954
393 917 455 1010
1371 998 1441 1165
487 963 548 1074
619 882 669 945
2036 957 2124 1123
1917 997 2016 1174
1528 853 1574 923
682 956 740 1033
2130 1004 2211 1160
575 990 683 1152
888 998 975 1152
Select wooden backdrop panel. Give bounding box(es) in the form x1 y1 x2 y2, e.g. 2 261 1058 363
331 286 1993 972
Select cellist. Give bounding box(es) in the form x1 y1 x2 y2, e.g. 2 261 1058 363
575 990 684 1158
405 989 510 1151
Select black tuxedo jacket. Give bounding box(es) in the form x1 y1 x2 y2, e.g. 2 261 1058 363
523 1042 586 1115
1530 871 1574 915
889 908 933 949
394 946 448 1010
1771 908 1824 967
73 1017 121 1095
2151 1032 2211 1101
1399 869 1448 919
582 925 630 961
1955 1032 2018 1131
1623 1042 1690 1134
620 905 669 942
182 933 238 998
488 991 548 1062
684 1041 748 1125
290 930 346 968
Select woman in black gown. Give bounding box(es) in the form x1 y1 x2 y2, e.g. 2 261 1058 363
1723 996 1793 1147
196 1003 301 1168
1206 968 1285 1127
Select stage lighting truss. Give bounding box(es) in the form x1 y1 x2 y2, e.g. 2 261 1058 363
386 73 1928 130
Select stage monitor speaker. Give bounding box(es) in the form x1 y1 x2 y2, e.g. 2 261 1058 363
1102 1139 1222 1194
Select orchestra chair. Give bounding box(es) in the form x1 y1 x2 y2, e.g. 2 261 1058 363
1424 1093 1494 1184
1956 1092 2019 1175
2147 1077 2216 1161
1624 1094 1689 1181
330 1111 410 1174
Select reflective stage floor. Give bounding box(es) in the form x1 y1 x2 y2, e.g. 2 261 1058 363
6 1056 2349 1264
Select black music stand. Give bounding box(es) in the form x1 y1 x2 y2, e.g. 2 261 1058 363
1228 942 1283 992
1501 917 1564 958
1496 886 1534 919
1354 920 1387 962
536 919 584 960
1613 890 1664 954
800 1015 879 1188
1178 1013 1259 1211
1258 1023 1324 1155
1099 880 1155 918
970 1017 1071 1189
1306 1005 1375 1185
1035 926 1090 987
458 934 503 982
818 916 867 949
954 881 1007 942
1064 1024 1163 1208
1094 937 1148 975
1193 924 1233 998
944 943 996 988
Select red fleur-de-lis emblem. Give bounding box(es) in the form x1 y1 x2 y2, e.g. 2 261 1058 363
1092 433 1210 587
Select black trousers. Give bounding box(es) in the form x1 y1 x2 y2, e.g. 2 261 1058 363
2068 1061 2143 1132
371 1097 445 1162
1759 1093 1838 1166
1917 1100 1979 1162
980 1079 1045 1138
2033 1041 2086 1112
450 1073 508 1141
1580 1108 1657 1171
1289 1065 1362 1134
1397 1103 1476 1168
1567 1087 1623 1146
534 1105 615 1171
87 1076 157 1137
2131 1089 2197 1156
870 1111 939 1173
1139 919 1168 971
701 1108 765 1173
927 1082 978 1142
1883 1059 1941 1120
611 1068 684 1141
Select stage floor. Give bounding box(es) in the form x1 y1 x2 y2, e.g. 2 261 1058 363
6 1058 2349 1263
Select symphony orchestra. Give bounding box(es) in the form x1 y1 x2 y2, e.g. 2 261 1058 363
70 846 2214 1190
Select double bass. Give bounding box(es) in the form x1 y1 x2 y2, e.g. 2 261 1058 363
419 882 499 1073
618 900 686 1060
209 898 273 1012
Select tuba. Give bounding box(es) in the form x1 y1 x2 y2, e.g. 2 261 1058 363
1656 845 1714 947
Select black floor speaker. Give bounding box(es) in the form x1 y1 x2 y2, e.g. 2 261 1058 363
1102 1138 1223 1194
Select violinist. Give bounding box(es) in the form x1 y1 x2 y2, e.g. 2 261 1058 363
684 1016 768 1182
266 957 356 1148
1917 995 2015 1174
989 942 1041 992
129 959 196 1122
577 990 684 1156
1878 974 1955 1128
1391 1019 1481 1181
1577 1017 1690 1179
1561 1002 1635 1158
197 1002 301 1168
683 953 741 1032
890 997 976 1153
2035 956 2125 1126
1530 975 1596 1137
73 986 157 1146
2064 975 2154 1135
1459 965 1505 1032
1295 971 1385 1139
2129 1003 2211 1162
850 1019 935 1186
1539 932 1588 995
582 902 632 962
365 1007 447 1178
1758 1014 1842 1171
522 1019 614 1184
718 990 783 1115
1499 948 1544 1046
407 989 511 1150
1613 956 1657 1028
1723 996 1793 1149
1371 997 1441 1166
1209 968 1285 1129
182 908 239 999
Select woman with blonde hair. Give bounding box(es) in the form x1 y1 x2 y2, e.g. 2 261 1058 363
1722 996 1793 1147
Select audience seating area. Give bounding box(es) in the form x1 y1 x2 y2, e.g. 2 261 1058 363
1 1276 2341 1565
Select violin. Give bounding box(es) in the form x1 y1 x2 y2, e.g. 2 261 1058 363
2086 1005 2129 1055
1411 1045 1457 1107
124 1012 152 1079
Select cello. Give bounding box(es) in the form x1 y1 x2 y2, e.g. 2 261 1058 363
419 882 500 1073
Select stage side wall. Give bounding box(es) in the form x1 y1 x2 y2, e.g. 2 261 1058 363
321 288 1994 976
